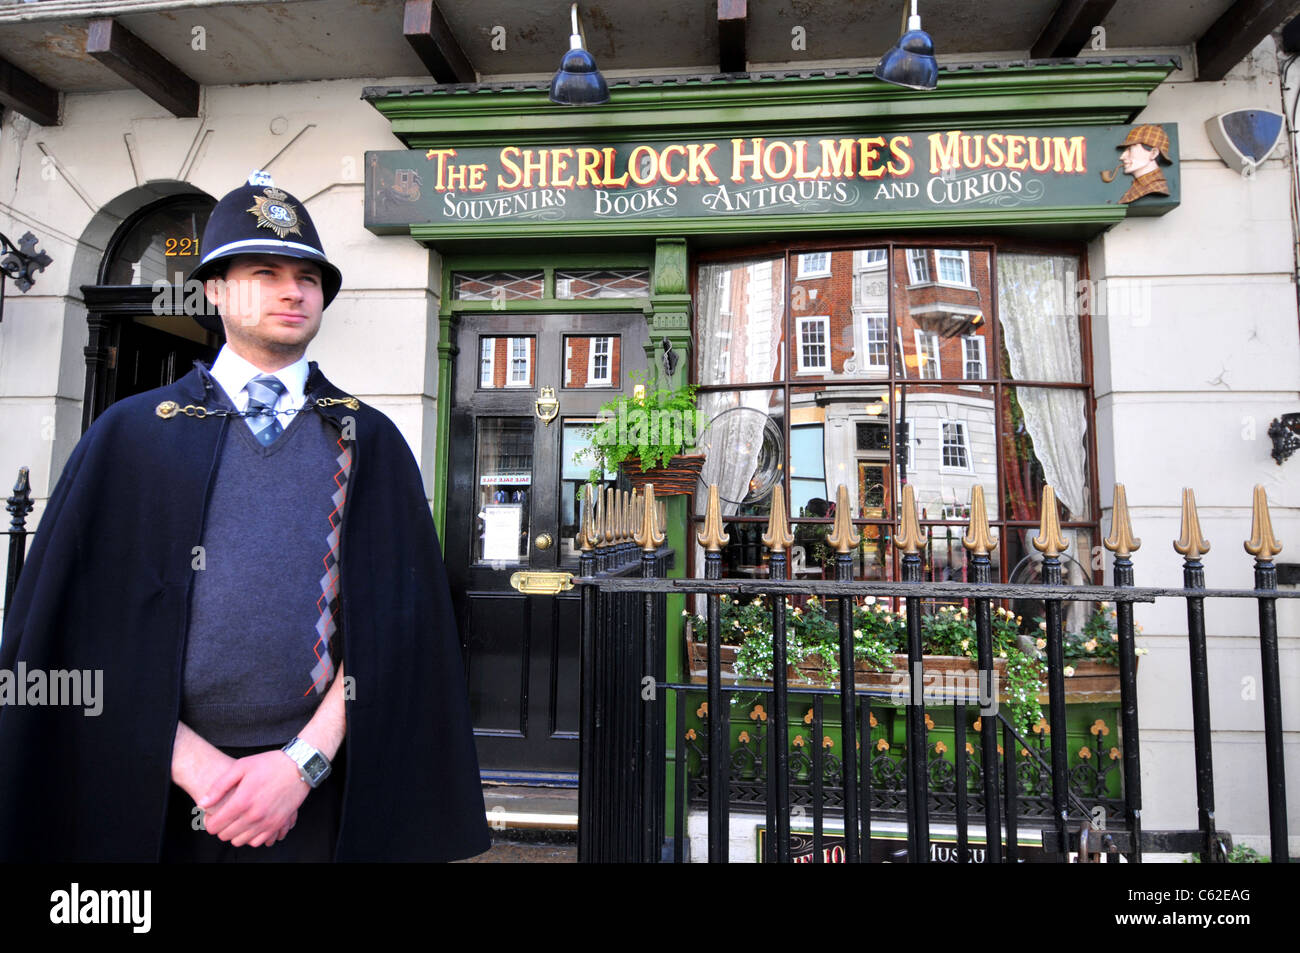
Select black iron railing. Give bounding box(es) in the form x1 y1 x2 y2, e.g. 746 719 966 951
4 467 33 613
576 479 1295 864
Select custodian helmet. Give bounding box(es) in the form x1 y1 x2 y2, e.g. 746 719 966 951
188 171 342 331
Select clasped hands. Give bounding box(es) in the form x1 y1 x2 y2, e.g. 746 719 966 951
189 748 308 848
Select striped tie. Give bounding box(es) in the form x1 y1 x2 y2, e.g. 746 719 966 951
245 374 287 445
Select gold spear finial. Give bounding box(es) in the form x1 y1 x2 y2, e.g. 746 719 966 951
697 483 730 552
762 484 794 553
961 484 998 556
1032 485 1069 558
635 484 665 551
1245 484 1283 562
894 484 925 555
1103 483 1142 559
826 483 860 553
577 483 596 551
617 490 628 542
1173 487 1210 559
602 487 615 547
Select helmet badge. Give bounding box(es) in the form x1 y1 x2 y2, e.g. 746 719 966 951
246 186 303 240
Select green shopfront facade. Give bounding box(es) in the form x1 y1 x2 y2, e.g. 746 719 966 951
362 61 1181 782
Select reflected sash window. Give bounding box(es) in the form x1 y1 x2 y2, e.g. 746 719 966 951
915 330 941 379
589 337 611 386
508 338 531 387
480 338 494 388
866 314 889 368
963 335 986 379
907 249 930 284
938 249 971 285
797 252 830 277
797 317 829 372
940 420 970 470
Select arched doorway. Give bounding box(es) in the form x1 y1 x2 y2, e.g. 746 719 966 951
80 191 221 430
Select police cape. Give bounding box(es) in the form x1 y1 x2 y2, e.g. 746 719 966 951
0 364 489 861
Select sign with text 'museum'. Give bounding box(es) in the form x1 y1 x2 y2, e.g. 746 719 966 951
365 124 1178 236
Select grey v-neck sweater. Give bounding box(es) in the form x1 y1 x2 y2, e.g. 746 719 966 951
181 401 348 747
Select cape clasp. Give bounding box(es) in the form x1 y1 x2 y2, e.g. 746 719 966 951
315 397 360 410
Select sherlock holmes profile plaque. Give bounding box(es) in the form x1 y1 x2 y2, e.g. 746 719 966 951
365 124 1178 238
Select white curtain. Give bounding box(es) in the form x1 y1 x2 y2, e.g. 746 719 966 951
996 253 1089 520
696 393 770 517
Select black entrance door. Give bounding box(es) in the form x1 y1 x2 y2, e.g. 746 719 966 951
445 311 648 776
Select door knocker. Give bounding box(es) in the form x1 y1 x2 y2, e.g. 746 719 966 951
535 386 559 426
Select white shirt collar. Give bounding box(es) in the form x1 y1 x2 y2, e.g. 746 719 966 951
209 345 309 412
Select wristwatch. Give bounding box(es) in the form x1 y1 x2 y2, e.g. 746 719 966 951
281 737 331 788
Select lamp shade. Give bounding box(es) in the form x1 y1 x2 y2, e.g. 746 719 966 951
874 20 938 91
549 42 610 105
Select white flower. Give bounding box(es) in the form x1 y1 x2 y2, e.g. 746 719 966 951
1135 647 1149 657
1038 621 1047 631
853 629 863 639
1064 665 1076 677
999 650 1007 658
865 596 877 605
960 639 970 651
681 609 689 617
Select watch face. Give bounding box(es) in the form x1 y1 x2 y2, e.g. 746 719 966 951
304 753 328 778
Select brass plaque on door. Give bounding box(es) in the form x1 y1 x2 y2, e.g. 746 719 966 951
508 570 574 595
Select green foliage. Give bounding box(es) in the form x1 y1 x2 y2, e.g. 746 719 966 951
1185 843 1269 863
578 370 700 483
688 596 1059 736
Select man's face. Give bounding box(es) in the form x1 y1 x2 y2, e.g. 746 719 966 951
1120 142 1159 177
206 254 325 360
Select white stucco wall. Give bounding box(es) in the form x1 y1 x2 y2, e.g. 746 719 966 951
1090 39 1299 856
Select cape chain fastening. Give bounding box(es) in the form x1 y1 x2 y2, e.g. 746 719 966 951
155 395 359 420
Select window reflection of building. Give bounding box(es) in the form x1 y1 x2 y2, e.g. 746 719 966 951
478 336 536 389
563 335 620 388
692 245 1095 588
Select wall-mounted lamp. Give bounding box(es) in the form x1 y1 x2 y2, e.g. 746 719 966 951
874 0 938 91
549 4 609 106
1268 413 1300 464
0 231 52 324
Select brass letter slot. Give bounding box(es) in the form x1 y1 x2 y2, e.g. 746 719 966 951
509 571 575 595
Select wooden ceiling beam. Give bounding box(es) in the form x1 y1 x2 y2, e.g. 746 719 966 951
0 55 59 126
718 0 747 73
85 18 199 118
1031 0 1119 58
404 0 475 84
1197 0 1300 81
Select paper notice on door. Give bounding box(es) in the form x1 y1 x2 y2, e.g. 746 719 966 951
481 503 524 561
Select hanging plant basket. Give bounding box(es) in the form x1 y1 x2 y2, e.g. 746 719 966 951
620 452 706 496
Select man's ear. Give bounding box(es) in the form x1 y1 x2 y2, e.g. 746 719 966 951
203 277 223 311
